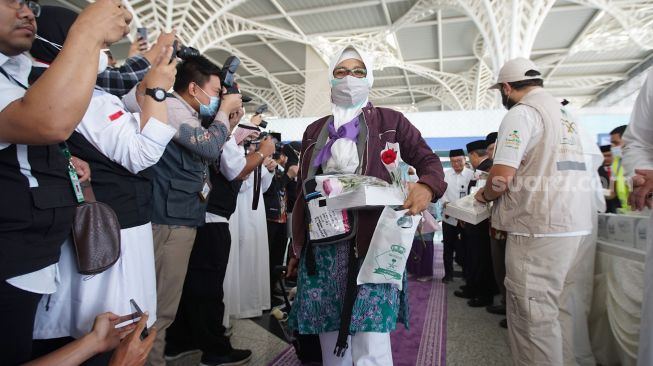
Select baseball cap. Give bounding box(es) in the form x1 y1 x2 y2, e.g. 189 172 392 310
489 57 542 89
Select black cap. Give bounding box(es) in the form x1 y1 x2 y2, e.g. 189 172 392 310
600 144 612 153
449 149 465 158
486 132 498 145
466 140 487 153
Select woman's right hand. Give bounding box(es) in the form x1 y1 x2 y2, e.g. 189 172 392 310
108 313 156 366
286 257 298 278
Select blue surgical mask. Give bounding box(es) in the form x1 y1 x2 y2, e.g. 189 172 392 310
194 84 220 122
611 146 622 158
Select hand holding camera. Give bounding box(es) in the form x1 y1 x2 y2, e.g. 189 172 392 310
263 156 277 172
258 136 276 158
221 93 243 116
250 114 263 126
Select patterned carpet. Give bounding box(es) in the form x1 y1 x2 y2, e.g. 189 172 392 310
268 244 447 366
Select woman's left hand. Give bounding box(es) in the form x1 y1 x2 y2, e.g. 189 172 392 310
403 182 433 215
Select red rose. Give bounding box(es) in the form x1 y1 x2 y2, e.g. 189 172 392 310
381 148 397 165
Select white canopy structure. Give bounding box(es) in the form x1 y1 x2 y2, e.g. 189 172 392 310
44 0 653 118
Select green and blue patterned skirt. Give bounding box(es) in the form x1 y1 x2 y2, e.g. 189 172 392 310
288 240 409 335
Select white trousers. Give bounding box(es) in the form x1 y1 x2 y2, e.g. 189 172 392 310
505 235 585 366
319 331 393 366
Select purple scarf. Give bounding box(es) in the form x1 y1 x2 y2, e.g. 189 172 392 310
312 117 360 167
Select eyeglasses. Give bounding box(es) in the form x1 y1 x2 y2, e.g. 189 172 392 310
333 66 367 79
5 0 41 17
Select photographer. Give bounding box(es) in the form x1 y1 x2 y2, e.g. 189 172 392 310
166 112 274 366
0 0 131 362
121 54 242 366
263 137 299 303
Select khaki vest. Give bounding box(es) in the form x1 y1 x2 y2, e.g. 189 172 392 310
492 88 592 234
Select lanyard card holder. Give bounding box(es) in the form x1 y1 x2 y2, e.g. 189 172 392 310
303 177 357 245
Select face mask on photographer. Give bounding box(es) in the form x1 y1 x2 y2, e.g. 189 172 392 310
193 83 220 122
611 146 623 158
331 76 370 107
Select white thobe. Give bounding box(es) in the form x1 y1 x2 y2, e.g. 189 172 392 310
623 68 653 366
33 89 175 339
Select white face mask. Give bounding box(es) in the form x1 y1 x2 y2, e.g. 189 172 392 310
330 76 370 107
97 50 109 74
611 146 622 158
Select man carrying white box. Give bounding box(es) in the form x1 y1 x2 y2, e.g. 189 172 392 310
474 58 592 366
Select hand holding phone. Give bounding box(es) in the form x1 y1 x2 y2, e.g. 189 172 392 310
129 299 149 339
136 27 148 42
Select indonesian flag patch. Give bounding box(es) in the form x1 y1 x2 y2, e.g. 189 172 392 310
109 110 124 121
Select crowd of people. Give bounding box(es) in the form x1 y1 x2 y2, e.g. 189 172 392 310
2 1 653 366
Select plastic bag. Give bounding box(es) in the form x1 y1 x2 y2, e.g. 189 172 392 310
357 207 420 290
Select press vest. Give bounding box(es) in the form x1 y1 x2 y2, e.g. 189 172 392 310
492 88 592 234
150 141 208 227
206 166 242 220
67 131 153 229
0 143 77 280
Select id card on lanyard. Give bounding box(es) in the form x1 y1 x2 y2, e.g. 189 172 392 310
59 143 85 204
0 66 84 204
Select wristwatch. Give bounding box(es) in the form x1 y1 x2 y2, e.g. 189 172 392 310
144 87 167 102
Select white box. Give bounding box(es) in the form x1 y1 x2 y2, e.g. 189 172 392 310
444 194 491 225
326 186 405 210
607 215 638 247
635 218 648 251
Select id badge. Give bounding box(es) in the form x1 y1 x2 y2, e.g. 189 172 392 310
68 164 85 203
199 180 212 201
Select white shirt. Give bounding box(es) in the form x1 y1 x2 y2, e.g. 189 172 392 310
1 53 59 293
494 99 589 237
75 89 176 175
623 68 653 174
205 138 246 223
441 167 473 225
0 52 31 149
493 105 543 169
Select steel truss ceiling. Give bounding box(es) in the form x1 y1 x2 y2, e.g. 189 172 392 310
53 0 653 117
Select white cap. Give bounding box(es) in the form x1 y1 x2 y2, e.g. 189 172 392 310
489 57 542 89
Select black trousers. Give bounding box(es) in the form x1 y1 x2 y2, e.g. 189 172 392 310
442 221 463 277
166 222 233 355
267 221 287 291
463 219 498 298
0 280 43 365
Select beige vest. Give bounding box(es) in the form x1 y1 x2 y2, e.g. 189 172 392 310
492 88 592 234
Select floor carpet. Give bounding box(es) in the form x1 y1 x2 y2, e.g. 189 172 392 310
268 243 447 366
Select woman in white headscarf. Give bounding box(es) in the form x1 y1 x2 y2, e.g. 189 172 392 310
286 46 446 365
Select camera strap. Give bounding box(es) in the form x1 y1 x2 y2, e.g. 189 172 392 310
252 164 262 210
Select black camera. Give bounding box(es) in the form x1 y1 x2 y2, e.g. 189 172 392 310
243 131 283 158
220 56 252 103
169 40 200 63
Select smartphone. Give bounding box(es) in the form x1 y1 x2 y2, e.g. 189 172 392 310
129 298 150 339
136 27 148 41
169 40 178 64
